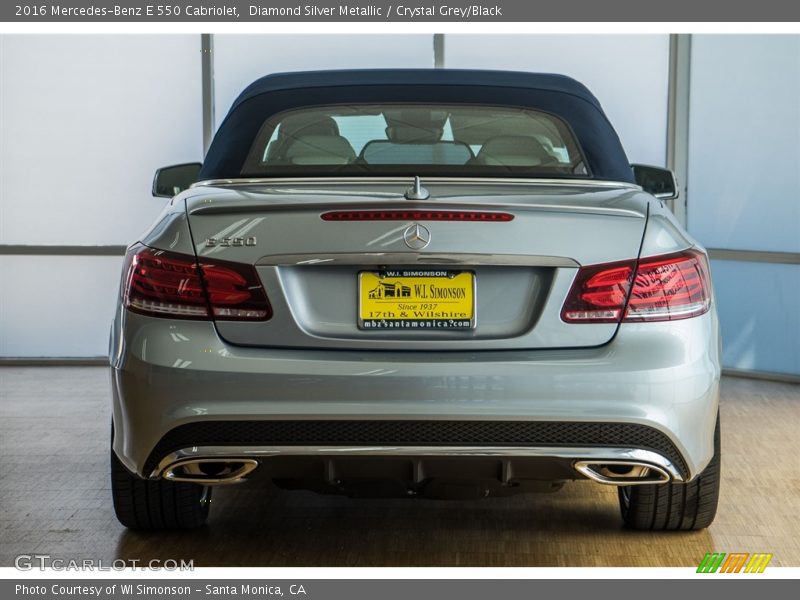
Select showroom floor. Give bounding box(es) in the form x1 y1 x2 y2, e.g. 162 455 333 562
1 366 798 567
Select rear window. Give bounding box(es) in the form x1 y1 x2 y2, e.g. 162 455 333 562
241 104 589 178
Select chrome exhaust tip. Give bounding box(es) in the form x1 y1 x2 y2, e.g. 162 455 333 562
162 458 259 485
573 460 671 486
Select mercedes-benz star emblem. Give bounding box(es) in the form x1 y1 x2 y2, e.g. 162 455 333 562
403 223 431 250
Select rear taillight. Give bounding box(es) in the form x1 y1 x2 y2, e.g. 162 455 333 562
560 259 636 323
625 250 711 322
123 244 271 321
561 249 711 324
123 244 208 318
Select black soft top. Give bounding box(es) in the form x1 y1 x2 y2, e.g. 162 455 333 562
200 69 634 183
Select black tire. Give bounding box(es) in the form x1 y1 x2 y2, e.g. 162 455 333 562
111 447 211 530
618 413 720 531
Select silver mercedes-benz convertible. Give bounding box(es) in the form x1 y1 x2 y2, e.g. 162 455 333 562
109 69 721 531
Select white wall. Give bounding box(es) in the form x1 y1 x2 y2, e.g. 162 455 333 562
0 256 123 357
0 35 203 246
0 35 202 357
687 35 800 376
213 35 434 129
688 36 800 253
443 35 670 166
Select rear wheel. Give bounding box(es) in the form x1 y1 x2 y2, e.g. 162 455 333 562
111 446 211 530
618 414 720 530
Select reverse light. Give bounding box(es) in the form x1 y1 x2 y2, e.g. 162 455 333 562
561 249 711 324
123 244 271 321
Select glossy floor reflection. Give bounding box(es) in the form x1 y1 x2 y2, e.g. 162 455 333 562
1 367 798 566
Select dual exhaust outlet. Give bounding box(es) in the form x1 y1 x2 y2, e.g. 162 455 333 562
161 457 672 487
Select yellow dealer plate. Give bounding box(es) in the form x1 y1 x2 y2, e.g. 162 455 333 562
358 270 475 330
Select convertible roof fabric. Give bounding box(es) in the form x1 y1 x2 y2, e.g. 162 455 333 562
200 69 634 183
230 69 604 111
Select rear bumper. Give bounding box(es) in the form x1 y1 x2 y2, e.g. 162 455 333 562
110 309 721 481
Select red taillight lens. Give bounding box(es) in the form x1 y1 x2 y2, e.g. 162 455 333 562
624 250 711 322
124 245 208 318
561 249 711 324
200 260 272 320
560 260 635 323
123 244 271 321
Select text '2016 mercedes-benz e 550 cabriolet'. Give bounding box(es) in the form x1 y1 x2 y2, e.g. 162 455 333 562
109 69 721 531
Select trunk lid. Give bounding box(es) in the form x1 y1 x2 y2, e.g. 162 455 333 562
184 180 648 350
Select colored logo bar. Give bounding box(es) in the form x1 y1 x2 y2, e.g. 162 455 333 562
697 553 773 573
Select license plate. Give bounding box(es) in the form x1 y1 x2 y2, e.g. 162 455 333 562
358 270 475 330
